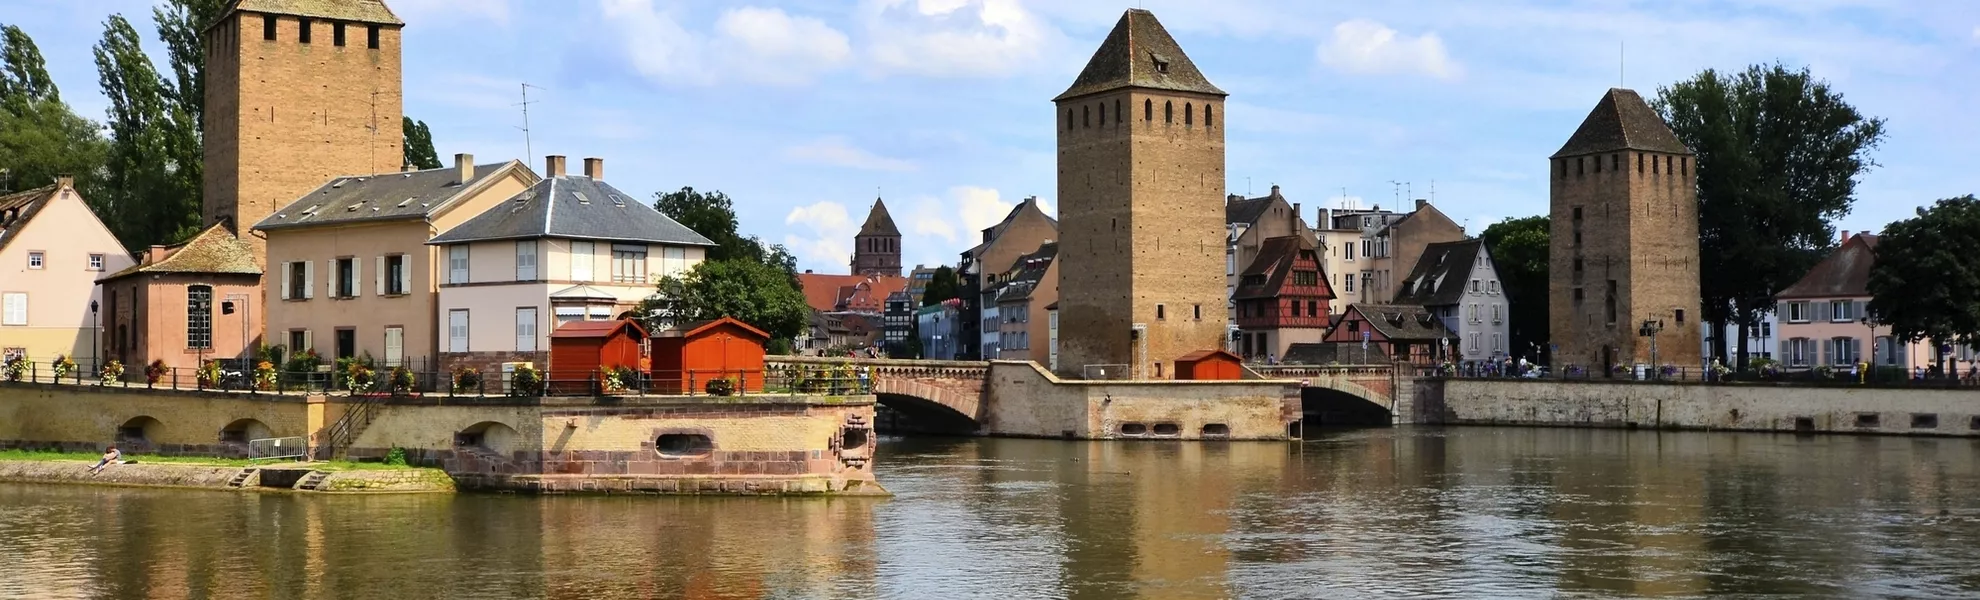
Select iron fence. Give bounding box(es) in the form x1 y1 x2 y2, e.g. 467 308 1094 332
1434 361 1980 389
247 436 309 462
0 360 871 398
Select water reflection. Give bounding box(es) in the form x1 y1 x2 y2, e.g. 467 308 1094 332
3 428 1980 599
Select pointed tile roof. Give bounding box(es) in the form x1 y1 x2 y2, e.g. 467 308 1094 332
1551 88 1691 158
1394 239 1485 307
1233 236 1323 301
0 184 58 254
858 197 901 237
1055 9 1226 102
101 223 263 281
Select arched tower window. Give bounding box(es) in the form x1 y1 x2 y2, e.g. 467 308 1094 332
1164 101 1173 123
1144 99 1152 121
1098 103 1105 125
1066 109 1073 131
1082 105 1090 128
1115 99 1122 124
1185 103 1193 126
1206 104 1214 128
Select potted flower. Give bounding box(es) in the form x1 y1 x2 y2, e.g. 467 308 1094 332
344 362 375 394
599 365 625 392
452 365 482 393
145 359 168 385
1565 364 1585 378
1437 362 1456 377
1709 358 1732 382
99 360 124 384
1658 364 1679 379
3 356 26 382
1610 363 1629 377
51 355 77 380
197 360 223 387
705 376 736 396
252 360 278 390
388 366 416 394
510 365 543 396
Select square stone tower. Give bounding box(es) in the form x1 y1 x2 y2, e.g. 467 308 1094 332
851 197 902 277
203 0 405 264
1548 88 1703 373
1054 9 1229 379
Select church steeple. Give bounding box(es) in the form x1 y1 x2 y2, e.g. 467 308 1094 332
851 197 902 277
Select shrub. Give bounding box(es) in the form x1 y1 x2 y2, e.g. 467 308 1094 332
283 349 322 375
705 376 735 396
383 446 408 466
144 359 167 384
452 365 482 393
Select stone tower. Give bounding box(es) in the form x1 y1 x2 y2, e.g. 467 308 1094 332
203 0 405 264
1054 9 1228 379
1548 88 1702 373
851 197 902 277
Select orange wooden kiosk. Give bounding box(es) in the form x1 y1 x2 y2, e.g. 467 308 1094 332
1174 349 1244 380
548 319 650 393
650 317 770 394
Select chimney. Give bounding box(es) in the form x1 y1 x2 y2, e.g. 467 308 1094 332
545 155 566 178
1320 207 1333 229
147 245 171 264
1292 202 1301 226
583 157 604 181
454 153 474 185
1414 198 1428 211
1270 184 1281 198
1227 193 1241 203
55 175 73 190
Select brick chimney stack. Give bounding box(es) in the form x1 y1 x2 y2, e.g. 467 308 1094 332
1415 198 1428 211
454 153 474 185
545 155 566 178
1841 230 1850 244
583 157 603 181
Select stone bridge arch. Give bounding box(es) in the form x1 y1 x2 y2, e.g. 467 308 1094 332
770 358 988 434
1253 365 1400 427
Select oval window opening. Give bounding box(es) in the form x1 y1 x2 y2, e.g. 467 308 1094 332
1201 423 1230 437
656 434 713 458
1120 423 1148 436
1153 423 1180 436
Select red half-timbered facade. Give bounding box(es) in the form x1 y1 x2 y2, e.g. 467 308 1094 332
1232 236 1335 362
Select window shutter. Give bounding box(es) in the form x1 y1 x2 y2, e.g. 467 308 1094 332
1819 340 1828 365
1853 338 1862 363
398 257 411 295
303 261 315 299
1777 339 1788 364
281 263 293 300
352 257 363 297
375 257 386 296
302 330 313 352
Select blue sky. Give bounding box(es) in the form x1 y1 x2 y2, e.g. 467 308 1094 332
11 0 1979 273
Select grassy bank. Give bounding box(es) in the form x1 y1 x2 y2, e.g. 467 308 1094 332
0 449 426 472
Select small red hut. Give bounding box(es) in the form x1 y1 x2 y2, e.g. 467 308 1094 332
651 317 770 394
1174 349 1244 380
549 319 650 393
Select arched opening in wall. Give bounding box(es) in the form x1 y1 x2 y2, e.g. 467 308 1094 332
1152 423 1180 436
1114 99 1121 123
842 426 871 451
117 416 161 447
1066 109 1073 130
1119 422 1148 436
1300 387 1392 428
1164 101 1173 123
1184 103 1193 126
1202 423 1231 437
875 393 976 436
1205 104 1213 128
456 421 520 457
655 433 714 458
1144 99 1152 121
1082 105 1090 128
219 418 272 444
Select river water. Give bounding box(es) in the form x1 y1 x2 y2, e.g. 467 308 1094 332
4 427 1980 599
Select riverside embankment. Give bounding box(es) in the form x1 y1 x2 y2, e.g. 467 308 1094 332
0 459 454 493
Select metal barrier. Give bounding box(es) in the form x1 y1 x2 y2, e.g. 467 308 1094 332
247 436 308 462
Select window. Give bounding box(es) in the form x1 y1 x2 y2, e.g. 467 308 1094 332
1469 333 1480 351
1573 257 1584 275
1 293 25 325
571 241 595 281
1469 304 1480 324
1185 103 1193 125
448 310 469 352
1082 105 1089 128
1164 101 1173 123
298 18 311 43
284 261 311 299
1573 287 1584 305
1784 301 1809 323
1787 338 1812 366
611 245 647 283
264 14 277 40
383 327 404 367
333 22 346 46
516 308 537 352
516 240 538 281
1493 333 1503 352
1144 99 1152 121
88 254 105 271
1637 153 1644 173
1492 305 1502 323
1362 240 1371 257
26 251 43 269
1831 300 1855 322
1577 157 1585 176
187 285 213 349
1156 304 1166 320
1154 59 1169 74
1293 271 1318 286
1830 337 1859 366
1345 243 1356 261
1605 280 1618 325
660 246 688 279
1114 99 1121 123
289 330 309 354
366 24 380 49
1470 279 1480 293
335 257 357 298
384 254 408 295
1306 301 1317 317
1488 281 1499 294
1065 109 1072 130
1675 309 1685 325
1194 304 1202 320
1206 104 1213 128
1611 154 1619 171
448 245 469 283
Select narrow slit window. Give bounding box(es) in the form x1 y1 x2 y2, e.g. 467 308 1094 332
263 15 277 40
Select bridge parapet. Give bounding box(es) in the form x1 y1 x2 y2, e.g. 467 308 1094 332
769 356 989 427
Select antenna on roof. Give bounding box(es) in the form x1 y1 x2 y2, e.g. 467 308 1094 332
516 83 545 161
1340 187 1349 211
1619 41 1625 88
1430 179 1436 203
1247 177 1252 196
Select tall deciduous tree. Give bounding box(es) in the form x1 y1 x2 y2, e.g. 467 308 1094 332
1867 196 1980 373
644 259 811 343
402 117 441 169
1655 63 1886 368
151 0 226 129
95 14 200 248
1480 216 1549 361
0 25 58 104
920 265 961 307
0 25 108 196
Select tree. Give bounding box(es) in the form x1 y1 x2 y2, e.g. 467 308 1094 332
920 266 961 307
643 259 810 343
1867 196 1980 373
653 187 769 263
402 117 441 169
0 25 58 105
1655 63 1887 368
1480 216 1549 361
0 25 108 196
150 0 226 130
95 14 201 249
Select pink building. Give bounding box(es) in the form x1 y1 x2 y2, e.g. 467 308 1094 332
1775 232 1976 374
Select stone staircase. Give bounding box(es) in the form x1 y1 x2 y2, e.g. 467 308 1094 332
224 467 259 488
295 471 331 492
324 395 386 459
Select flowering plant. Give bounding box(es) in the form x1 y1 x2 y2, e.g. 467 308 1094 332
344 362 375 394
1610 363 1629 376
197 360 223 387
389 366 416 394
145 359 167 384
1437 362 1456 377
1813 365 1834 380
99 360 124 384
510 365 543 396
254 360 278 390
51 355 77 380
600 365 626 392
3 356 26 382
1659 364 1679 378
452 365 482 393
1565 364 1586 377
1710 359 1732 379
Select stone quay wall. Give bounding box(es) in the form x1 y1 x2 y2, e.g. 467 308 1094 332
985 361 1300 440
1428 378 1980 437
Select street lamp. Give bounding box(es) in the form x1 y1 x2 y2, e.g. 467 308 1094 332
1640 319 1665 379
89 299 99 374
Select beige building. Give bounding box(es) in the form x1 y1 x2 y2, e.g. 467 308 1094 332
994 242 1058 365
252 154 536 368
0 180 135 365
1548 88 1702 372
958 196 1057 361
97 224 264 372
1356 200 1463 305
1054 9 1229 379
427 156 713 377
1224 185 1315 321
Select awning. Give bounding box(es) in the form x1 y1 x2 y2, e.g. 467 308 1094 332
554 307 585 318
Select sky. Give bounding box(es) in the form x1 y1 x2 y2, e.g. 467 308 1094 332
8 0 1979 274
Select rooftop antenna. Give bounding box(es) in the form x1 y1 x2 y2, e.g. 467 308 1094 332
1340 187 1349 211
516 82 545 160
1247 177 1252 196
1430 180 1436 203
1388 180 1403 208
1620 41 1625 88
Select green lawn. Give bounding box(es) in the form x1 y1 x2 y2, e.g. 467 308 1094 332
0 449 428 472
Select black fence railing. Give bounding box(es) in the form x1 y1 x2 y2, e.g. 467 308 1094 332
1435 362 1980 388
1 361 876 398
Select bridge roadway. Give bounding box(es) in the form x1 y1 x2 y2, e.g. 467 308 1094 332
768 356 1410 434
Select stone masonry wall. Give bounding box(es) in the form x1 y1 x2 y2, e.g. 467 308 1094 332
986 361 1297 440
1550 149 1701 372
1434 378 1980 437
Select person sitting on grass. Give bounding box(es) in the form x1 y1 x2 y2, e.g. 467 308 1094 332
89 446 121 475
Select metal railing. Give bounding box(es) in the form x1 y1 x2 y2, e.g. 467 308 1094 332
1434 362 1980 388
247 436 309 462
1 361 873 398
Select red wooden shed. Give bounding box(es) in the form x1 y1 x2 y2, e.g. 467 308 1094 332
1175 349 1244 380
549 319 650 393
651 317 770 394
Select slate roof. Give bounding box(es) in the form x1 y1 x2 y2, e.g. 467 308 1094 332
1226 197 1272 226
858 198 901 237
216 0 403 28
1345 304 1455 342
1284 342 1391 365
993 243 1057 304
1394 239 1484 307
1777 234 1879 299
0 184 57 254
428 175 715 246
101 223 262 281
1552 88 1692 158
1055 9 1226 102
254 161 531 231
1233 236 1319 301
965 196 1058 258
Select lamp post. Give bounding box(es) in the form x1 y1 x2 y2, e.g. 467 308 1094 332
1640 319 1664 380
89 299 99 374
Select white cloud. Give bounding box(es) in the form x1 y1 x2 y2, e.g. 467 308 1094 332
1972 25 1979 41
784 201 859 268
389 0 512 24
1316 19 1460 80
898 185 1035 246
600 1 851 86
783 138 917 171
862 0 1057 77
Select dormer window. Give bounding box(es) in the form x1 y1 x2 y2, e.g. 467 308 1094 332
1154 59 1170 74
